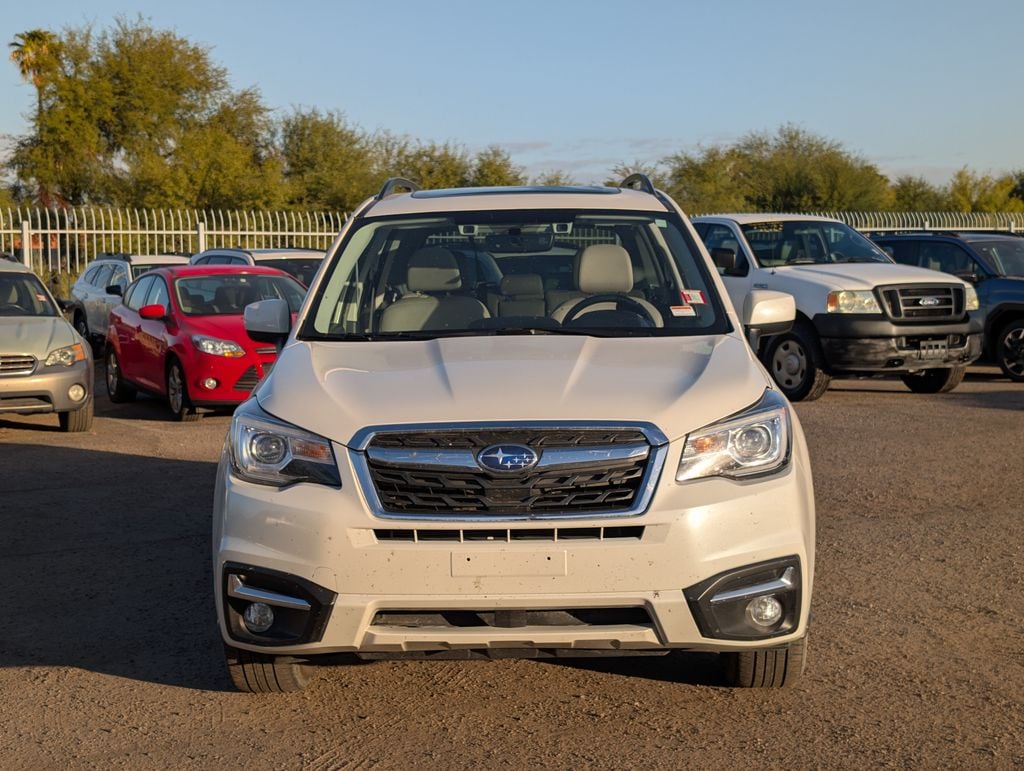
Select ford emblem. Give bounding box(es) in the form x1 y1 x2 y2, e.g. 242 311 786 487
919 296 941 306
477 444 539 473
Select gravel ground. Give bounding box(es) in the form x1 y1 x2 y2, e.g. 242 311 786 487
0 367 1022 769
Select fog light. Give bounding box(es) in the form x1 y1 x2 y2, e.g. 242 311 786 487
747 595 783 627
202 377 218 390
68 384 86 402
243 602 274 633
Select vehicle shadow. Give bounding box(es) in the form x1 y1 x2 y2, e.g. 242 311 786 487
0 442 232 691
539 651 727 687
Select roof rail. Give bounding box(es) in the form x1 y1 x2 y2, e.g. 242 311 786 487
620 174 656 195
376 177 420 200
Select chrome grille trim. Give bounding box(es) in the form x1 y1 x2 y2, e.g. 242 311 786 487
350 421 669 522
365 443 650 472
878 284 964 321
0 354 37 376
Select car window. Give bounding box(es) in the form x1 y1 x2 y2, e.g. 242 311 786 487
110 265 129 291
0 272 58 317
175 273 306 316
259 258 323 286
145 276 170 308
127 276 156 311
230 257 249 265
698 224 746 274
81 266 100 285
92 264 115 289
917 242 973 275
971 239 1024 277
131 263 166 279
740 221 890 267
878 240 918 266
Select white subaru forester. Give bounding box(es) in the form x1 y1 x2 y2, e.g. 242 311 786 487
213 177 815 692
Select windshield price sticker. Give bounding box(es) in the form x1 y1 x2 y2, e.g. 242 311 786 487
670 305 697 317
681 289 706 304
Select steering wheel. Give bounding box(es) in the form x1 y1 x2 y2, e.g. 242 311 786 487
561 293 658 327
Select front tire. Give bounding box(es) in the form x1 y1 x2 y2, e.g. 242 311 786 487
224 644 309 693
58 398 94 433
762 322 831 402
105 349 137 403
996 319 1024 382
166 359 201 422
721 635 807 688
901 366 966 394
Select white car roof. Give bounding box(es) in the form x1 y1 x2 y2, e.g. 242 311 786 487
125 254 190 264
366 186 672 217
249 249 324 259
0 258 34 274
693 213 842 225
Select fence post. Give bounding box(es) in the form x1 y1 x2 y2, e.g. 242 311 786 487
196 220 207 254
20 220 32 268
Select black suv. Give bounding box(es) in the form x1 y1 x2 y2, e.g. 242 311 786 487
870 232 1024 380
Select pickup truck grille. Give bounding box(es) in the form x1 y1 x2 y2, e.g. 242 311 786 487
879 284 964 321
0 354 37 376
358 426 666 519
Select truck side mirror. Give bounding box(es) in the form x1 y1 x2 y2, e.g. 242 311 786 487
711 247 736 274
743 290 795 348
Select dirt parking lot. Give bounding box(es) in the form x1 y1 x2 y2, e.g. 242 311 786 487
1 367 1022 769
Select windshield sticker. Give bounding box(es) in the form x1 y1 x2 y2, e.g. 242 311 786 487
681 289 706 305
670 305 696 317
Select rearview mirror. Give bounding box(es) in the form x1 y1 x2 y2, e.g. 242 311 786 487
244 298 291 350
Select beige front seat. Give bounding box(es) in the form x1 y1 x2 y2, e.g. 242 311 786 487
497 273 546 316
549 244 662 326
380 247 490 332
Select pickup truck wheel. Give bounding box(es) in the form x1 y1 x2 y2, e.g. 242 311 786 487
57 398 94 432
105 349 136 403
996 319 1024 382
721 635 807 688
166 360 201 422
763 323 831 402
901 366 966 393
224 644 309 693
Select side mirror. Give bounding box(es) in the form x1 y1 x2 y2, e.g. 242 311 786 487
139 304 167 320
710 247 736 274
57 298 74 312
245 298 291 350
105 284 123 296
880 246 895 259
953 270 983 284
743 290 795 348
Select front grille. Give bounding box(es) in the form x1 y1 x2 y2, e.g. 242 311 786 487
880 284 964 320
360 426 663 518
0 354 37 376
374 526 645 543
371 607 652 629
233 361 274 392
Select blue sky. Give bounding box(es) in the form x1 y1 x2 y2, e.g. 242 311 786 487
4 0 1023 185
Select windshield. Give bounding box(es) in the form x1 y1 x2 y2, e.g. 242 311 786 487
301 209 730 340
0 272 58 317
258 258 322 286
174 274 306 316
131 264 176 279
971 239 1024 277
741 221 892 267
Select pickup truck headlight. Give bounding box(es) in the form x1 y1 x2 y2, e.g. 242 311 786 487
826 290 881 314
230 403 341 487
964 285 979 311
676 390 791 482
44 343 87 367
192 335 246 357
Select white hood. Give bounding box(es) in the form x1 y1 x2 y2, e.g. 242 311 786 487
0 316 78 358
257 333 771 446
771 262 965 292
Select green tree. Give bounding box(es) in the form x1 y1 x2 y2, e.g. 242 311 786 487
9 29 61 127
531 169 578 186
390 141 473 189
891 175 949 211
470 146 525 187
946 168 1024 213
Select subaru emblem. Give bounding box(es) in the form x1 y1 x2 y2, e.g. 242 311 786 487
477 444 539 473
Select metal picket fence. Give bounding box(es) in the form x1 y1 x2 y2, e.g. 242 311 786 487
0 207 348 277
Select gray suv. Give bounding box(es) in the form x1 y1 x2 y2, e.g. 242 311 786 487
0 260 94 431
69 254 188 347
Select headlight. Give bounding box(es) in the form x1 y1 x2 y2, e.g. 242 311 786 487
964 285 979 311
230 404 341 487
826 290 881 314
676 390 791 482
192 335 245 357
44 343 87 367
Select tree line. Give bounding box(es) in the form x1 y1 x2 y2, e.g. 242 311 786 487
7 19 1024 214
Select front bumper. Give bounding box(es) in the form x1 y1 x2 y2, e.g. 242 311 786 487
0 359 93 414
185 352 275 407
213 427 816 656
813 314 983 373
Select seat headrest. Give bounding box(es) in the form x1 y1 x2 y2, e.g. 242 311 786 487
577 244 633 294
500 273 544 297
407 247 462 292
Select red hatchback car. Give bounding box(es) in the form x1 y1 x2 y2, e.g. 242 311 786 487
104 265 306 420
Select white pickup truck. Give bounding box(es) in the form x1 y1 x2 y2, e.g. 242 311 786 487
692 214 982 400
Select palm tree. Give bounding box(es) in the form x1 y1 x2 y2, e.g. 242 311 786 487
9 29 61 126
